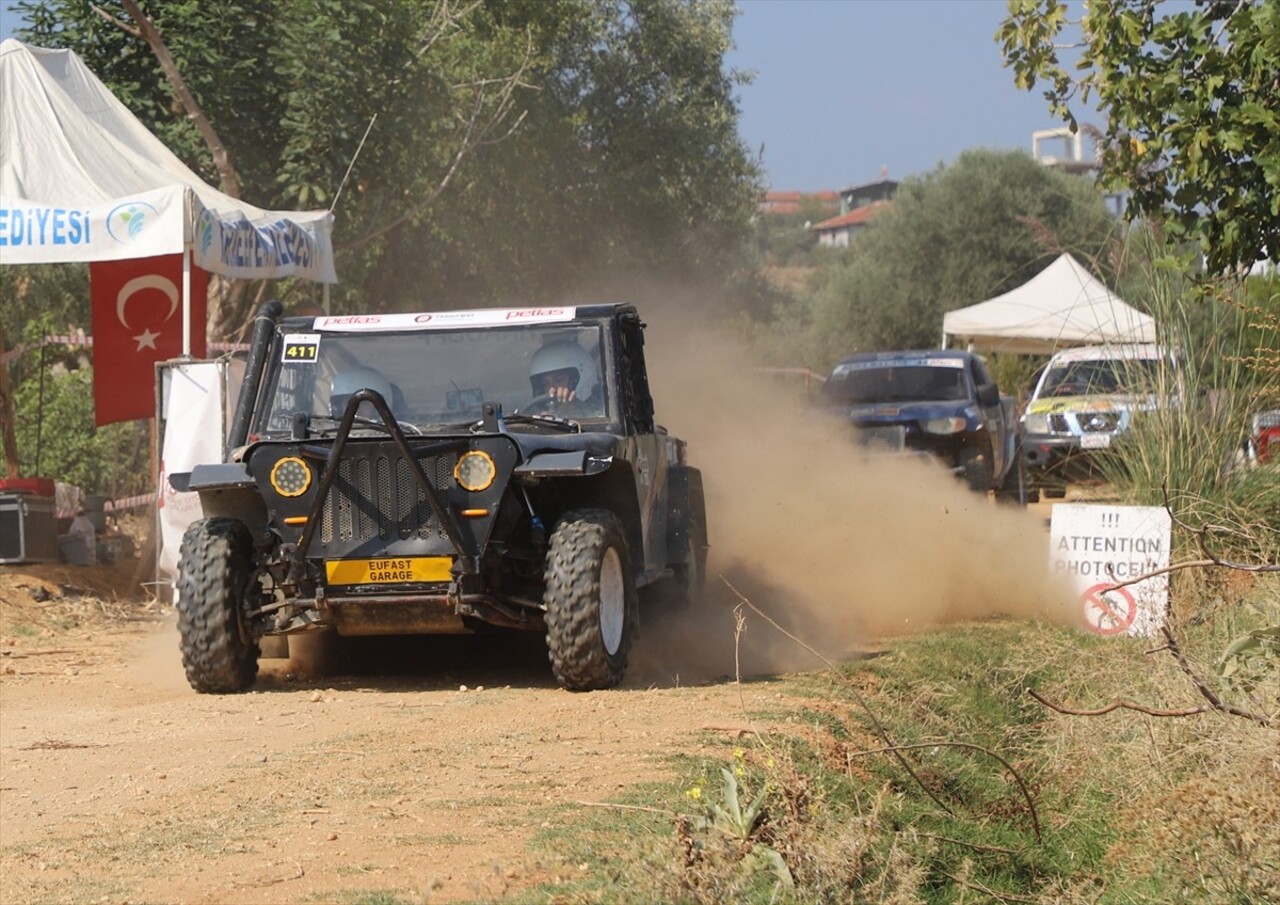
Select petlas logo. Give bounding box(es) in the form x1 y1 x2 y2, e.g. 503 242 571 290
106 201 160 244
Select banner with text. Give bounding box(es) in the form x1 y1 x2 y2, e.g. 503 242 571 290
1049 504 1172 637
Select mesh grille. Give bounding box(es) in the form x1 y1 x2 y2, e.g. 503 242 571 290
1049 414 1069 433
319 450 456 544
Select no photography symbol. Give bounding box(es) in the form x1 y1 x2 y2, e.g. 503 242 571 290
1081 583 1137 636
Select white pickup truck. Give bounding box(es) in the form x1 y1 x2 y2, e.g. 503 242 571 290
1021 343 1177 498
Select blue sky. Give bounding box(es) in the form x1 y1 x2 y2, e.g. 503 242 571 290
727 0 1076 191
2 1 1078 193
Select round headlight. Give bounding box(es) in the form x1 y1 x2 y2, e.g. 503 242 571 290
270 456 311 497
454 450 497 492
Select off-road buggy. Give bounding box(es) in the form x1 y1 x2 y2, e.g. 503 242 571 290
171 301 707 693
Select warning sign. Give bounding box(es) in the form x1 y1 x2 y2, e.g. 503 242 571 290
1049 504 1171 637
1080 583 1138 635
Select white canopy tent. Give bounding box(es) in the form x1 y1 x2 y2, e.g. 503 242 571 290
1 37 339 590
941 253 1156 355
0 37 337 354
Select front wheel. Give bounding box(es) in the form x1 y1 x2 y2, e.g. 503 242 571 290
544 509 635 691
175 518 260 693
994 445 1029 507
959 445 993 495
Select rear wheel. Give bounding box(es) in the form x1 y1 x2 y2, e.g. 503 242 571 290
671 509 708 607
175 518 260 693
544 509 635 691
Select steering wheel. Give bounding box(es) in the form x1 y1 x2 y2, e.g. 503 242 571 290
1050 382 1086 397
519 394 558 414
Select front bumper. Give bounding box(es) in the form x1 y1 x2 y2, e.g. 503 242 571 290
1022 433 1113 484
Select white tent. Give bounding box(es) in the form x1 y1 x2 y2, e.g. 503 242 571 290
941 253 1156 354
0 38 337 294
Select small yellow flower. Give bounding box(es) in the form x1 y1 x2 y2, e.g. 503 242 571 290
766 757 775 768
734 765 746 777
686 786 702 800
733 748 746 760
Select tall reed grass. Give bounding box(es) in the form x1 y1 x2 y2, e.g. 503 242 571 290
1099 242 1280 564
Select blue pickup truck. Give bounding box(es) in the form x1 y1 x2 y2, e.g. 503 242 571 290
819 350 1026 502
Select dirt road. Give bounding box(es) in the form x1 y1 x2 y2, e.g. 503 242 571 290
0 566 810 905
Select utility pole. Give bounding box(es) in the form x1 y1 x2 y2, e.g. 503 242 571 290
0 321 21 478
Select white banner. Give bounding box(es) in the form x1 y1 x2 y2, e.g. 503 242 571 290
157 359 243 601
0 187 186 263
1 40 337 282
191 195 337 283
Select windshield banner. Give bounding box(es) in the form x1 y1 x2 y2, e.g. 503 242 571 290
314 308 578 332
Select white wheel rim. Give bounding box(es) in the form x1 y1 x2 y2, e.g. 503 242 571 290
599 546 625 655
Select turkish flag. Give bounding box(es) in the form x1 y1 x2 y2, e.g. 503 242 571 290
90 254 208 426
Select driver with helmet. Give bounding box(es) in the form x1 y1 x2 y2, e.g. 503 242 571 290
329 365 395 420
528 340 602 414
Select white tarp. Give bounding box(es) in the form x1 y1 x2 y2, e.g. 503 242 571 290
0 38 336 283
942 253 1156 354
157 359 242 601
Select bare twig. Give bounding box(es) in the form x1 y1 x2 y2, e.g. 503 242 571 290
1028 626 1273 728
1029 688 1213 719
89 3 139 36
20 738 106 750
344 34 535 250
234 859 305 887
1 648 84 658
727 602 771 755
721 577 957 820
700 723 753 737
845 742 1042 842
1162 481 1280 573
917 832 1021 856
940 871 1039 904
575 800 678 817
117 0 242 200
1160 627 1273 726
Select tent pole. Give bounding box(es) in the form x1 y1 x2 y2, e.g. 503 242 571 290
181 245 192 357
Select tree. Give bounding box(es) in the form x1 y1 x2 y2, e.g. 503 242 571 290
999 0 1280 275
802 149 1118 366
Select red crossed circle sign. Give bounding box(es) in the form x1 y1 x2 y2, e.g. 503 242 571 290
1080 583 1137 636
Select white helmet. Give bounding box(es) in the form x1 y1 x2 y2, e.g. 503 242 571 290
529 341 599 400
330 365 392 418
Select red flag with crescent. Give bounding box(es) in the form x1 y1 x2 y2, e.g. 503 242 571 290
90 254 208 426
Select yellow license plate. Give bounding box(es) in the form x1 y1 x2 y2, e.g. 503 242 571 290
326 557 453 585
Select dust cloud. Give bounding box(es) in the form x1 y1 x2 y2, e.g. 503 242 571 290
626 300 1081 686
125 613 190 691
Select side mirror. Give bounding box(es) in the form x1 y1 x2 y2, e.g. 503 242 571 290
976 383 999 407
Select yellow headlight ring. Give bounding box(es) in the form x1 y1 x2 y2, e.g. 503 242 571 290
454 450 497 492
269 456 312 498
